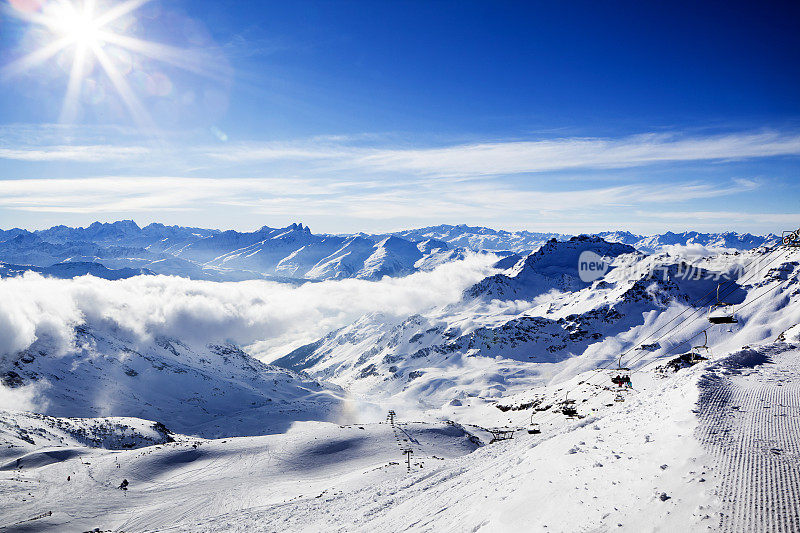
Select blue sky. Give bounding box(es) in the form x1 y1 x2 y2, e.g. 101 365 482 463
0 0 798 234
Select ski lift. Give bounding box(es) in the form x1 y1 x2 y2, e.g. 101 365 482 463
781 230 800 247
561 392 579 418
527 413 541 434
610 354 631 388
690 330 711 362
708 283 738 325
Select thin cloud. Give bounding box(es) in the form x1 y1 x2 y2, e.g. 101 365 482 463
0 176 761 220
203 130 800 176
2 130 798 172
0 145 149 162
346 132 800 177
636 210 800 224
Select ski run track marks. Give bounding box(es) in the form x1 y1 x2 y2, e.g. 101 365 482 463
697 342 800 532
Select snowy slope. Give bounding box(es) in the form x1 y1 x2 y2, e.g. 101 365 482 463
7 339 800 532
1 325 344 438
303 235 382 279
274 241 798 416
0 419 480 531
696 342 800 532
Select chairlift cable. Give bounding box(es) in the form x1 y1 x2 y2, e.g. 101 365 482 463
622 245 793 373
530 240 792 426
631 264 795 374
593 242 787 377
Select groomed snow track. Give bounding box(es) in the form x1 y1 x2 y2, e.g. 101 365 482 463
696 343 800 532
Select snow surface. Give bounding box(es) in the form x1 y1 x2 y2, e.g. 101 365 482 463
3 341 798 531
0 231 797 531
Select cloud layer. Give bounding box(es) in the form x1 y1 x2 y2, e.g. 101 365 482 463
0 254 497 367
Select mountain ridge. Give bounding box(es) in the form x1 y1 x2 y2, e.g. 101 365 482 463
0 220 779 283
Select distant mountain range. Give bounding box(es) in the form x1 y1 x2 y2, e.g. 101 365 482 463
382 224 778 255
0 220 778 282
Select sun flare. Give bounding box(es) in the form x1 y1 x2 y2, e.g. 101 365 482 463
2 0 217 129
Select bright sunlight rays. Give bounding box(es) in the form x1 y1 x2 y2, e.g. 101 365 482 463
2 0 218 129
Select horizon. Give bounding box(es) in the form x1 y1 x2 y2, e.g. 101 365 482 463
1 1 798 234
0 217 784 238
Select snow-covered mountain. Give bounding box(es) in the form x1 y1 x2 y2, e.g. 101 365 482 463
35 220 219 249
0 220 777 284
1 324 344 438
273 237 796 411
597 229 779 254
465 235 638 300
381 224 569 253
0 261 153 280
381 224 778 254
0 221 458 282
193 228 430 280
0 232 147 268
0 227 798 531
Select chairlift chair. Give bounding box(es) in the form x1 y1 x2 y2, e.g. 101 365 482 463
708 283 738 325
527 414 541 434
561 392 579 418
610 354 631 387
708 305 737 325
690 330 711 362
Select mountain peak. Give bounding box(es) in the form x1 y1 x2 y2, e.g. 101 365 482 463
87 219 140 231
288 222 311 233
465 236 637 300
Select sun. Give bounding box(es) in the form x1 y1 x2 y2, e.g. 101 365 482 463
2 0 220 129
55 2 103 48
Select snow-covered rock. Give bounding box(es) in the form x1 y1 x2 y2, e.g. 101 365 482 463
0 411 175 454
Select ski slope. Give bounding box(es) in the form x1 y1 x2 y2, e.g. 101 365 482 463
697 342 800 532
0 421 478 531
1 340 798 531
